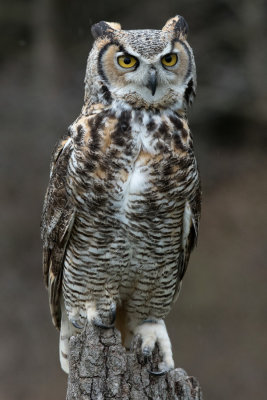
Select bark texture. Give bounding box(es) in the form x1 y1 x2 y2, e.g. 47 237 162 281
66 324 203 400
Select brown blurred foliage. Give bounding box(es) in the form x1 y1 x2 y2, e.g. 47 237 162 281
0 1 266 399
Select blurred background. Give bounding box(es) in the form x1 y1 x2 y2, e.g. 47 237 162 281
1 0 267 399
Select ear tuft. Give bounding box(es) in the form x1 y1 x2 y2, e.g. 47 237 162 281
162 15 188 39
91 21 121 40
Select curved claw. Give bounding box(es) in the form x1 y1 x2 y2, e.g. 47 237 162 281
93 319 115 329
94 303 116 329
147 368 167 376
110 305 116 325
70 319 83 330
142 346 152 358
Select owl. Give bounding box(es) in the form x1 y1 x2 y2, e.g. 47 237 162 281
41 15 201 375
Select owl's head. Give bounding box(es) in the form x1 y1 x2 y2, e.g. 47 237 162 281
84 16 196 111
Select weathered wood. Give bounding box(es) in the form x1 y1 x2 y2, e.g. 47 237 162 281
66 324 203 400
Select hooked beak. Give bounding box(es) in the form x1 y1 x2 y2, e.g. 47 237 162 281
146 69 157 96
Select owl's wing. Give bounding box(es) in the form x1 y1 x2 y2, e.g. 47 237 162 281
174 180 201 301
182 184 201 279
41 136 75 329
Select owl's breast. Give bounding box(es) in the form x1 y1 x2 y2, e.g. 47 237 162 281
70 107 197 232
65 108 199 302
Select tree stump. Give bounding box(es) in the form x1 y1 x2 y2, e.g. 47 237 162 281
66 324 203 400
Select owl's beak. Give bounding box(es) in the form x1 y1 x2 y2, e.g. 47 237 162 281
146 69 157 96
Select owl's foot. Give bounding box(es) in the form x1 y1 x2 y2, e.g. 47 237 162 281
142 347 167 376
68 305 85 330
86 302 116 329
135 319 174 375
142 345 167 376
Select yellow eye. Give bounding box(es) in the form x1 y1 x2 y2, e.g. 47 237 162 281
161 53 178 67
117 54 138 69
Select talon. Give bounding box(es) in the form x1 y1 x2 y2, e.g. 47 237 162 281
93 319 115 329
93 303 116 329
147 368 167 376
143 346 152 357
110 303 116 325
70 319 83 330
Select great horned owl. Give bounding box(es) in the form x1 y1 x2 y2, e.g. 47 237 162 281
41 15 201 375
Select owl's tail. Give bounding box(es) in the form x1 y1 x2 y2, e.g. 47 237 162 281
59 298 76 374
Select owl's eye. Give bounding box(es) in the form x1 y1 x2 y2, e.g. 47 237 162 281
117 54 138 69
161 53 178 67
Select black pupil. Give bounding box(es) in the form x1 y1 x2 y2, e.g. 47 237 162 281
165 54 173 63
124 57 131 65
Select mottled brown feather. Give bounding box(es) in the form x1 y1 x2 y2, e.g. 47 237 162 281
41 137 75 328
